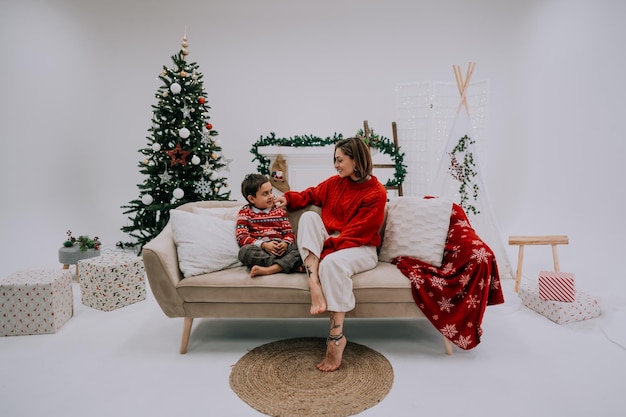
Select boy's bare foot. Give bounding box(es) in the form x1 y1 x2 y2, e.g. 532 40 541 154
317 333 347 372
250 264 282 278
308 276 327 314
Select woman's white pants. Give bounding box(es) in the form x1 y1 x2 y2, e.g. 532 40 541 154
296 211 378 312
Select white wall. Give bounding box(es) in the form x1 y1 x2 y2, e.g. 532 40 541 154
1 0 624 295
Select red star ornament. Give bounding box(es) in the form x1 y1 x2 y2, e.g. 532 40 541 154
166 143 191 166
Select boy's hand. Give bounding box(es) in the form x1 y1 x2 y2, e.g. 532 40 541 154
262 241 286 256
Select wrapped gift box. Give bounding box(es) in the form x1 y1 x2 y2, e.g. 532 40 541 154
78 251 146 312
1 269 73 336
519 282 600 324
538 270 575 302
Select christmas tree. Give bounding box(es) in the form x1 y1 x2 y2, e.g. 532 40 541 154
121 34 231 250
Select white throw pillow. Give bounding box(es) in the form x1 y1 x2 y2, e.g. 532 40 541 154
169 210 241 278
190 205 241 221
378 197 452 267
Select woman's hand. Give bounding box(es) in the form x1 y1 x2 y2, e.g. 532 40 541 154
274 195 287 209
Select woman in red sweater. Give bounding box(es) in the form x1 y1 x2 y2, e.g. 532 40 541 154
275 136 387 372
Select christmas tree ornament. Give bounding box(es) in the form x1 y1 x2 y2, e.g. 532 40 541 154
152 143 162 152
198 97 205 104
141 194 154 205
180 71 186 77
211 153 217 160
162 91 169 98
166 143 191 166
214 139 222 147
181 31 189 58
178 127 190 138
191 155 201 165
181 106 191 118
209 171 217 180
170 83 182 94
205 122 212 130
173 188 184 199
159 169 172 184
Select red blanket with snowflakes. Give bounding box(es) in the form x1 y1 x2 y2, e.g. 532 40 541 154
393 203 505 350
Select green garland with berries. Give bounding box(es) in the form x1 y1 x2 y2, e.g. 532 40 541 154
250 130 407 188
447 134 480 215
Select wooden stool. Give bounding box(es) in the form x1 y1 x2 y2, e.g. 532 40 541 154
508 235 569 293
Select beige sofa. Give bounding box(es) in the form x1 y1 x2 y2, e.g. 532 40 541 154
142 200 453 354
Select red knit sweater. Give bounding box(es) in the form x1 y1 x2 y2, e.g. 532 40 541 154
284 175 387 258
236 205 295 247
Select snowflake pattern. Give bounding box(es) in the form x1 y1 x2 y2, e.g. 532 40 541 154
456 335 472 349
456 219 471 229
471 247 491 264
408 271 424 289
459 273 471 287
466 294 480 309
440 324 458 339
438 297 454 313
431 277 448 290
194 178 212 197
441 262 455 275
201 127 212 145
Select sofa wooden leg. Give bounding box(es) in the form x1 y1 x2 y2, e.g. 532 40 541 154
180 317 194 354
443 336 453 355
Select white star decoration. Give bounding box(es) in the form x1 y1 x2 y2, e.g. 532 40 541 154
181 106 191 118
159 170 172 184
201 162 212 176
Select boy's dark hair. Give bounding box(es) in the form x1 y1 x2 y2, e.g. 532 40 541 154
241 173 270 202
334 136 373 180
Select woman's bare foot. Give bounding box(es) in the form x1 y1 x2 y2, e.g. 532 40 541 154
317 333 347 372
250 264 282 278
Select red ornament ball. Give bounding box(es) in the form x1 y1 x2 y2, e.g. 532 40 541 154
205 123 213 130
198 97 205 104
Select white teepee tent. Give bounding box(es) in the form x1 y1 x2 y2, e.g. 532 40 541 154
432 63 513 279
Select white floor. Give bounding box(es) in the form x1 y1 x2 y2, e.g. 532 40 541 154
1 274 625 417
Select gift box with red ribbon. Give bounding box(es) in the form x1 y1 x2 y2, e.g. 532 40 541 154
539 270 576 302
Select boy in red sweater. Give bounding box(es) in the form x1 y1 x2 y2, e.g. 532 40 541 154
236 173 302 277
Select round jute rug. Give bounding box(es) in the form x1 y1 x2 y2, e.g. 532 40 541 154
229 337 394 417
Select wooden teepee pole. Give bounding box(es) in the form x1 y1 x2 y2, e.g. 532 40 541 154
454 62 475 116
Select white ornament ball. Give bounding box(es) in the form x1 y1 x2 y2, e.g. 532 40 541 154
214 139 222 147
173 188 184 199
191 155 201 165
151 143 161 152
209 171 217 180
141 194 154 205
178 127 190 139
170 83 182 94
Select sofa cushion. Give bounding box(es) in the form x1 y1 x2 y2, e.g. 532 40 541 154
169 210 241 278
176 262 413 304
378 197 452 267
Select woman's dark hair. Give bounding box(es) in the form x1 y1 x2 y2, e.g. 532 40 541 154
241 173 269 201
334 136 373 180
